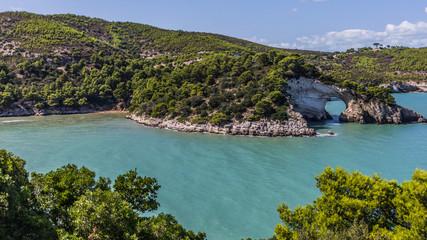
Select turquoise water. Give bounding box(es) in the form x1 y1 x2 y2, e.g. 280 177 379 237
0 93 426 240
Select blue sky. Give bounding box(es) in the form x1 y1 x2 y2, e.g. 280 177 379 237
1 0 427 51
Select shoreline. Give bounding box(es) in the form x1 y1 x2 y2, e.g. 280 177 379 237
126 111 317 137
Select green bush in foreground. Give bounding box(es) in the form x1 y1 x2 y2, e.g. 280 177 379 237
275 167 427 240
0 149 206 240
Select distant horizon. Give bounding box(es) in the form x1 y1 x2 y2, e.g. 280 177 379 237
1 0 426 51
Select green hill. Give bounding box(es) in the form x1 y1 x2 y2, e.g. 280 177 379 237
0 11 274 58
0 11 425 125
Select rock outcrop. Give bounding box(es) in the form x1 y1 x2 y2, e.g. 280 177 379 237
287 77 353 120
127 110 315 137
380 82 423 93
339 99 426 124
287 77 426 124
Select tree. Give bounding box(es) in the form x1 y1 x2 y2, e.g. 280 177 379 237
373 43 380 48
0 150 57 240
238 70 253 85
150 103 169 118
67 189 139 240
114 169 160 213
269 91 286 106
209 112 228 125
274 167 427 240
255 100 275 117
30 164 102 231
393 169 427 239
138 213 206 240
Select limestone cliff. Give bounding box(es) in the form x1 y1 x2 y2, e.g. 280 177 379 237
127 109 315 137
380 82 426 93
286 77 426 124
286 77 353 120
339 100 426 124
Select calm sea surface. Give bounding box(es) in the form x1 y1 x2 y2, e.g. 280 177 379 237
0 93 426 240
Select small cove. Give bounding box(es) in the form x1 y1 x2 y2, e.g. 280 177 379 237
0 93 426 239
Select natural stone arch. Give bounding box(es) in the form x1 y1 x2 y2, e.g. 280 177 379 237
286 77 354 121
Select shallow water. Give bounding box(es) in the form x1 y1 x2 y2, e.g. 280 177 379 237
0 93 426 240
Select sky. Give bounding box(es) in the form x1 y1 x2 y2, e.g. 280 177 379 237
1 0 427 51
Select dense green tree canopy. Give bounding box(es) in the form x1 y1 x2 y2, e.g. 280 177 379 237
274 167 427 240
0 149 206 240
0 150 57 240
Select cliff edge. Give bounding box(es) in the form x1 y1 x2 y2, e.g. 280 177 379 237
339 100 426 124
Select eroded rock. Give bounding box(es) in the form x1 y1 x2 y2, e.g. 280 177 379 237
287 77 353 120
339 99 425 124
127 110 316 137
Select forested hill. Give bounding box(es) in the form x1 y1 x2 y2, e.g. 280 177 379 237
0 11 276 57
0 11 425 125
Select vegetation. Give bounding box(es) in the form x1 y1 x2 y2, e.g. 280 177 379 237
274 167 427 240
0 12 426 123
0 149 205 240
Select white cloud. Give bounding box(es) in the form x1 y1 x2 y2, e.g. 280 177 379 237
276 20 427 51
425 7 427 14
244 36 268 44
313 0 327 2
10 6 23 11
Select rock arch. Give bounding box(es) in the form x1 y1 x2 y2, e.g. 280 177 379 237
286 77 425 124
286 77 353 121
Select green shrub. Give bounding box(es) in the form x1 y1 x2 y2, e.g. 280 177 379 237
209 112 228 125
151 103 168 118
34 102 48 109
247 114 261 121
255 100 275 117
251 94 263 105
269 91 286 106
271 105 288 121
191 116 210 124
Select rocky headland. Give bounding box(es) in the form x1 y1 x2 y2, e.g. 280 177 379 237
339 99 426 124
127 109 316 137
380 81 427 93
287 77 426 124
2 78 425 137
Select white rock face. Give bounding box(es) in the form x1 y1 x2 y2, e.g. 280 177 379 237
127 109 316 137
287 77 353 120
339 99 426 124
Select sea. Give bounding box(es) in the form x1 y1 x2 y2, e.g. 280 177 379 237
0 93 426 240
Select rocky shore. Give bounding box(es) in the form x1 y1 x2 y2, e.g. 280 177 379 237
127 110 316 137
0 102 115 117
380 81 427 93
339 99 426 124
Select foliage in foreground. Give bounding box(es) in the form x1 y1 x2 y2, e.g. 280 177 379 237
274 167 427 240
0 149 205 240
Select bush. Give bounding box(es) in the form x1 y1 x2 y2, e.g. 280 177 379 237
150 103 168 118
269 91 286 106
255 100 275 117
247 114 261 121
34 102 48 109
251 94 263 105
209 112 228 125
188 96 204 107
271 105 288 121
191 116 210 124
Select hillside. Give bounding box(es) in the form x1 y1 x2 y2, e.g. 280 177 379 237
0 12 426 135
0 11 275 58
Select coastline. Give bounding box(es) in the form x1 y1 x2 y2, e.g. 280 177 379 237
0 102 118 118
126 110 316 137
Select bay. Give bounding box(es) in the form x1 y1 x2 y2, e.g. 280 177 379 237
0 93 426 239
